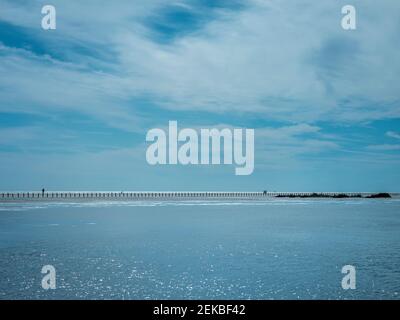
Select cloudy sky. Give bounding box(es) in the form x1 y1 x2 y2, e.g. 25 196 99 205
0 0 399 191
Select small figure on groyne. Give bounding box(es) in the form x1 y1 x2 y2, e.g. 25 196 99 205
42 188 45 197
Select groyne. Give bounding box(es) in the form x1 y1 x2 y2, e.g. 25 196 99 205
0 191 393 201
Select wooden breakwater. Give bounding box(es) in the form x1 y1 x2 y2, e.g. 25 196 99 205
0 191 392 201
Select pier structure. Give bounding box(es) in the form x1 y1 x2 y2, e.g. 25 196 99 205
0 191 381 201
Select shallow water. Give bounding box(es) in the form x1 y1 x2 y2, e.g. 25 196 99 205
0 198 399 299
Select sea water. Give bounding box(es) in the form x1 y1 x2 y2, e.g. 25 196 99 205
0 198 399 300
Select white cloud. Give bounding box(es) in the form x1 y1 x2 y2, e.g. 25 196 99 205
386 131 400 140
252 123 340 170
0 45 144 132
0 0 399 130
367 144 400 151
114 0 400 122
0 126 40 145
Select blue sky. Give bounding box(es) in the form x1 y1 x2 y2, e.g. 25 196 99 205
0 0 399 191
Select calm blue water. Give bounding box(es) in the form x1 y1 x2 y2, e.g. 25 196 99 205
0 198 399 300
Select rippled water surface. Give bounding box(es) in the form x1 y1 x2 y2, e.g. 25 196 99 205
0 199 399 299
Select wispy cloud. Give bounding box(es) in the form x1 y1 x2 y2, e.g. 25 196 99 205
1 0 399 126
386 131 400 140
0 126 40 145
367 144 400 151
